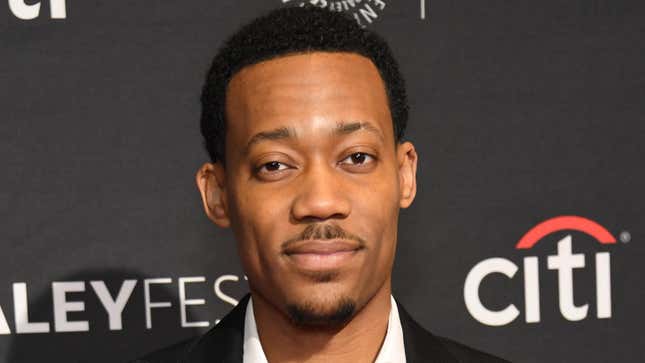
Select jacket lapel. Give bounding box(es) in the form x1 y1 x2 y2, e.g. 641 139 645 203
184 294 250 363
397 300 458 363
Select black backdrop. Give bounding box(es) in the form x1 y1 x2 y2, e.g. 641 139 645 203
1 1 644 362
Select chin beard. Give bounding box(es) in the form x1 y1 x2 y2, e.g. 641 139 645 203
286 297 356 328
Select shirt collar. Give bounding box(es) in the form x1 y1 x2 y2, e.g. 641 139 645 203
243 296 406 363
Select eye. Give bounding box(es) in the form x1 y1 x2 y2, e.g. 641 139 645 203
258 161 289 173
340 152 375 166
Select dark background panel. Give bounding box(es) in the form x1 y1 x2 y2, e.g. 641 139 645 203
1 1 643 362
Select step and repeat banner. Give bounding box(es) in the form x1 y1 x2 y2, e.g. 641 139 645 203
2 1 644 362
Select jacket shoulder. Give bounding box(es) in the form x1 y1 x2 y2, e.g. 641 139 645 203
396 298 510 362
128 337 195 363
436 335 512 363
129 294 249 363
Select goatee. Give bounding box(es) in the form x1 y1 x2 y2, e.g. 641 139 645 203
286 298 356 328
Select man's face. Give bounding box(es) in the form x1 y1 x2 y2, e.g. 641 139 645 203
198 52 417 325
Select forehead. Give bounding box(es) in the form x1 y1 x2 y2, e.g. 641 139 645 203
225 52 393 146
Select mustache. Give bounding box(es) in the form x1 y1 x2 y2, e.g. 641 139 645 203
281 223 367 250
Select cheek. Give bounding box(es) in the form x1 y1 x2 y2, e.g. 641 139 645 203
351 168 401 242
228 183 292 265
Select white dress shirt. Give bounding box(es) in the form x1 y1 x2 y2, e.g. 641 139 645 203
243 296 406 363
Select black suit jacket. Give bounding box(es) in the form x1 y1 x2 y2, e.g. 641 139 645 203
133 295 510 363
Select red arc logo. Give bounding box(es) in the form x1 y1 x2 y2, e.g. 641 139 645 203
515 216 617 250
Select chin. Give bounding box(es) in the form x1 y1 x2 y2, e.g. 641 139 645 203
285 295 357 328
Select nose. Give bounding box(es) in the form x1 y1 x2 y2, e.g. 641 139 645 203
291 162 351 223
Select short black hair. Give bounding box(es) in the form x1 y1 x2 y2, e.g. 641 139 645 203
200 6 408 164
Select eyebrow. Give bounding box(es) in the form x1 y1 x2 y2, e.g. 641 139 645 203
334 121 384 141
244 127 295 154
243 121 384 154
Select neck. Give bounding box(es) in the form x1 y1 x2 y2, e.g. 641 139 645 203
251 281 392 363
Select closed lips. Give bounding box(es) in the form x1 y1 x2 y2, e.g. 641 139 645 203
283 240 363 255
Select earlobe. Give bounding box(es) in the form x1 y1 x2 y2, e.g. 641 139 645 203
196 163 231 228
397 142 418 209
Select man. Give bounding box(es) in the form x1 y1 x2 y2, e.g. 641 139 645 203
134 5 509 363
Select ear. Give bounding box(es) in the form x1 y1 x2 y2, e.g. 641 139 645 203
396 142 418 209
196 163 231 228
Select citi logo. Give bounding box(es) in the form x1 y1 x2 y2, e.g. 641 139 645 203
464 216 620 326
